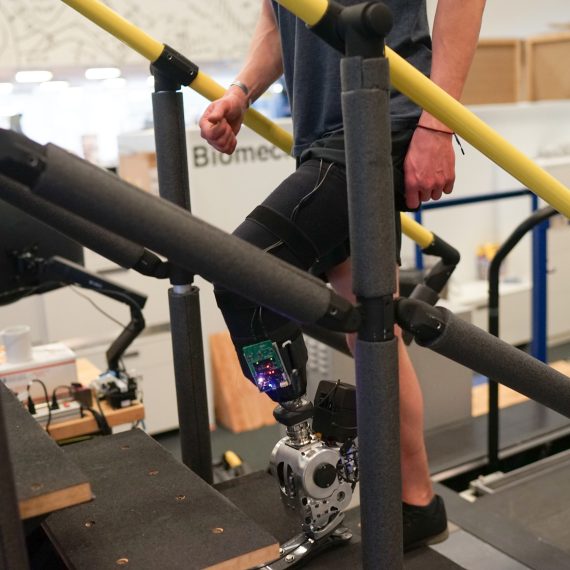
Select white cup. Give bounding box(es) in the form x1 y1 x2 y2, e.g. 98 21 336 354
1 325 33 364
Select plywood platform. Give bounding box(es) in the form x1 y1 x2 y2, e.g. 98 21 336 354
43 430 279 570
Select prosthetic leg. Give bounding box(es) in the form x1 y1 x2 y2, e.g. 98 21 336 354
241 338 358 568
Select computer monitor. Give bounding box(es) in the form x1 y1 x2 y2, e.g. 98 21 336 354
0 197 84 305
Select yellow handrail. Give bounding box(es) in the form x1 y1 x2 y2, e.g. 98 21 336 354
272 0 570 218
386 48 570 218
61 0 434 246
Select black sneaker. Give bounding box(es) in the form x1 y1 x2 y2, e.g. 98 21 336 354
403 494 449 552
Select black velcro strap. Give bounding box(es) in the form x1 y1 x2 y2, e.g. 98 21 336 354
247 205 319 268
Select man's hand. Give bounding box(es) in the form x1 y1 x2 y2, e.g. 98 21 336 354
403 127 455 210
402 0 485 209
198 90 248 155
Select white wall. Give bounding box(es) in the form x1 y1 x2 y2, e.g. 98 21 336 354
0 70 237 167
3 0 570 282
2 0 569 69
426 0 570 37
0 0 259 70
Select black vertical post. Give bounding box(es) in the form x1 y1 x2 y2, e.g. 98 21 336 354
340 7 401 568
487 264 501 473
0 388 30 569
487 205 556 473
151 68 213 483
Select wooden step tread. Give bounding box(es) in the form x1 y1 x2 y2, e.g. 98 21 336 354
0 383 92 520
43 429 279 570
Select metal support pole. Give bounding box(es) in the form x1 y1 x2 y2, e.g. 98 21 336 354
414 210 424 270
487 205 556 470
151 69 213 483
0 388 30 569
531 219 548 363
342 52 402 568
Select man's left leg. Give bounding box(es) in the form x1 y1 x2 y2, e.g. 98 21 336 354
327 259 448 549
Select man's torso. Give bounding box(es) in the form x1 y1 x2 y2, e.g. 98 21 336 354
271 0 432 157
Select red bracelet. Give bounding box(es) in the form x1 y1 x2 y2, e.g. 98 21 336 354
416 124 453 135
416 124 465 155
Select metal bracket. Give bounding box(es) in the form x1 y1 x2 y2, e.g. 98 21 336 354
261 525 352 569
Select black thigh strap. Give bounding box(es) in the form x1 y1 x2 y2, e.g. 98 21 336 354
246 205 319 268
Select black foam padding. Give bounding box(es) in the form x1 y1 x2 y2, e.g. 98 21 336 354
355 338 402 569
152 90 193 285
419 306 570 418
0 383 90 519
168 287 212 482
341 56 396 299
0 174 144 270
152 91 191 211
34 144 336 326
43 430 278 569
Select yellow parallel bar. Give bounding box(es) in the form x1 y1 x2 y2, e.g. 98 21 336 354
275 0 328 26
60 0 431 245
192 72 434 244
61 0 294 155
275 0 570 217
62 0 163 61
401 215 433 249
385 47 570 218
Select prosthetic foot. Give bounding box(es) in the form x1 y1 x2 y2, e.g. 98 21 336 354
264 382 359 568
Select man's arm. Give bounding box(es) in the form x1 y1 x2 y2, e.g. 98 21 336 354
404 0 486 209
199 0 283 154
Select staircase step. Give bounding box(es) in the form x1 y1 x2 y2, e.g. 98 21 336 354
43 429 279 569
1 383 92 520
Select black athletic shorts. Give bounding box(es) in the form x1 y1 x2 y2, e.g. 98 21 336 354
233 127 416 278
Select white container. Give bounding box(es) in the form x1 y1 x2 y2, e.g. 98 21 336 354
1 325 32 364
0 342 77 395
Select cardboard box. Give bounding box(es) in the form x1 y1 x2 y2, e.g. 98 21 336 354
461 39 523 105
462 34 570 105
118 152 158 195
526 33 570 101
0 343 77 396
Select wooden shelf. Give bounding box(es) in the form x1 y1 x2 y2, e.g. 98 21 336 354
47 400 145 442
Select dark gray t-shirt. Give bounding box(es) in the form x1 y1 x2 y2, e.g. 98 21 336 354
272 0 432 157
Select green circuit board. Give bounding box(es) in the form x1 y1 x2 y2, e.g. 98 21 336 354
242 340 291 393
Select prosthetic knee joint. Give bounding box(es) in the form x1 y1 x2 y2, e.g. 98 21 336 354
244 339 358 560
